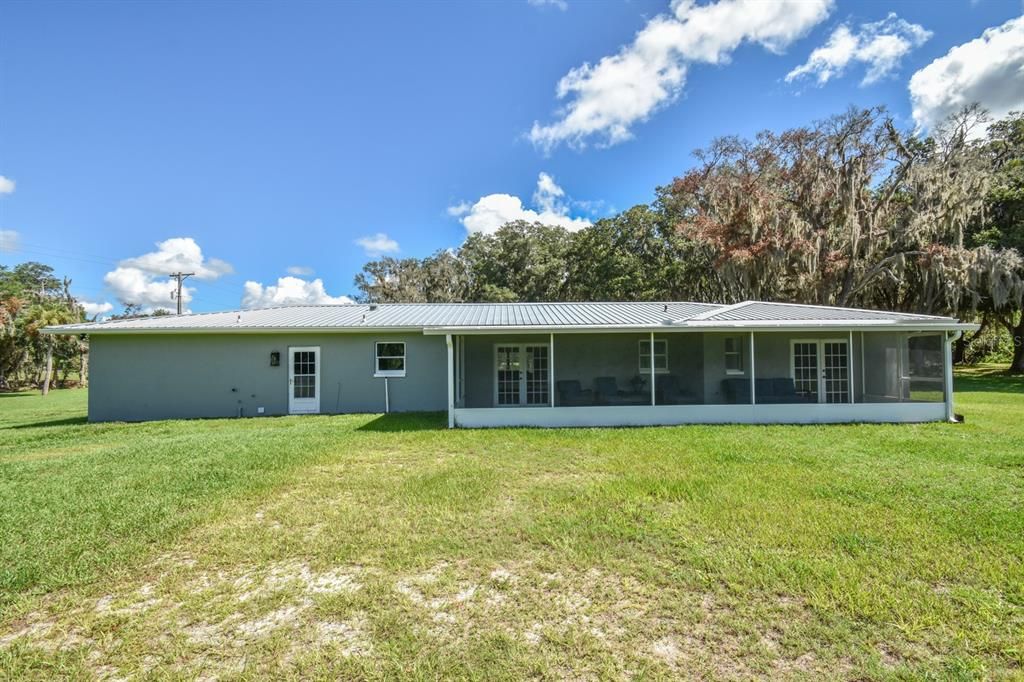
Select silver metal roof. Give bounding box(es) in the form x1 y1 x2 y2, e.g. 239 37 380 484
43 300 971 334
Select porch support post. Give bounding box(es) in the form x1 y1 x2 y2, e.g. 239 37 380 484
749 332 756 405
550 332 555 408
943 331 957 422
860 332 866 402
848 330 854 404
649 332 656 406
446 334 454 429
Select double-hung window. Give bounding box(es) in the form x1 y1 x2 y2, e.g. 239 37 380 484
375 342 406 377
724 336 744 374
639 339 668 373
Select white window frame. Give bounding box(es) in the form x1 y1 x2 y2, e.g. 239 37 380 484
374 341 407 378
638 338 669 374
724 336 744 375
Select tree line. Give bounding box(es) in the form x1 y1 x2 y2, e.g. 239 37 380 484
355 106 1024 372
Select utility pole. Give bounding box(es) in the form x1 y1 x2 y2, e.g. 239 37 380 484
170 272 194 315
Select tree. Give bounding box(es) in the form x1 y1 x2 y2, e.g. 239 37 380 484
968 112 1024 372
658 106 1022 321
564 205 719 301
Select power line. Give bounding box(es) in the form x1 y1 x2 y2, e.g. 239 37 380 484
170 272 194 315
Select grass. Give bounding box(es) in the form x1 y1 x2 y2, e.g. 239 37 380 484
0 367 1021 679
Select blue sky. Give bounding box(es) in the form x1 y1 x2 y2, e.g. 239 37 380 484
1 0 1022 314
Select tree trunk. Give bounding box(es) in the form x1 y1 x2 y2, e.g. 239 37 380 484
80 347 88 388
1010 314 1024 374
41 341 53 396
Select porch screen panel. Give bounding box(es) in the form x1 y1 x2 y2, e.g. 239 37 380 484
904 334 944 402
496 346 521 406
822 341 849 403
792 342 819 400
525 346 549 405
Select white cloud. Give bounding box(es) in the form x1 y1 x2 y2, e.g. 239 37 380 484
909 15 1024 136
120 237 233 280
104 267 187 311
355 233 400 257
80 300 114 317
286 265 314 276
102 237 231 311
449 172 593 235
0 229 18 253
528 0 833 151
786 13 931 86
0 176 14 195
241 277 353 308
528 0 568 10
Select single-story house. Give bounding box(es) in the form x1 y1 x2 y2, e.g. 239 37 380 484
44 301 977 428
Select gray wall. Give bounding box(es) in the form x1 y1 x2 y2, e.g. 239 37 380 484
88 332 447 422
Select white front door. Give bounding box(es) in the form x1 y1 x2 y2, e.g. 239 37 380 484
791 339 849 403
288 346 320 414
494 344 549 406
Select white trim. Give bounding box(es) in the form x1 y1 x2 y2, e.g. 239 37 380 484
749 332 755 405
446 334 454 429
789 338 850 404
373 340 407 378
452 403 947 428
287 345 321 415
848 330 854 404
46 320 979 336
549 332 555 408
639 337 669 375
724 335 745 375
860 331 866 402
649 332 656 406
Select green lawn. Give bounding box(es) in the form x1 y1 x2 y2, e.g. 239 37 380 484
1 369 1022 679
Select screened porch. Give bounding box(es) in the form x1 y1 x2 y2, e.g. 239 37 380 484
443 329 953 427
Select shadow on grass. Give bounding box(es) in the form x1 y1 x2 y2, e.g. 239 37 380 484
6 416 90 430
956 365 1024 394
356 412 447 432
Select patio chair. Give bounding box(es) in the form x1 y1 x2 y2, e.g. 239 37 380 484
556 380 593 406
655 374 698 405
721 377 751 404
594 376 645 405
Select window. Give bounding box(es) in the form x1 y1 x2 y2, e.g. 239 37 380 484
639 339 668 373
724 336 744 374
375 342 406 377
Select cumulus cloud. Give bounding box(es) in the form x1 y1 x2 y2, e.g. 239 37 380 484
0 229 18 253
786 13 931 86
0 176 14 194
120 237 233 280
528 0 832 151
909 15 1024 136
355 233 400 257
286 265 314 276
104 267 187 311
80 300 114 317
448 172 592 235
102 237 232 311
528 0 568 10
241 277 353 308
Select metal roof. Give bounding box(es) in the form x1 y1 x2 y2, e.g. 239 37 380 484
42 300 972 334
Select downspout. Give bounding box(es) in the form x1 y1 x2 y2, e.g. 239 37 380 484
944 330 962 423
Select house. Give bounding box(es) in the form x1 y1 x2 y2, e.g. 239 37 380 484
43 301 977 427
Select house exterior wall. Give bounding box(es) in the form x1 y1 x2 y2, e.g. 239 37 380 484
88 332 446 422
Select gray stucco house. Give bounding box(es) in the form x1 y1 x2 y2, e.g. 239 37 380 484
44 301 977 427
